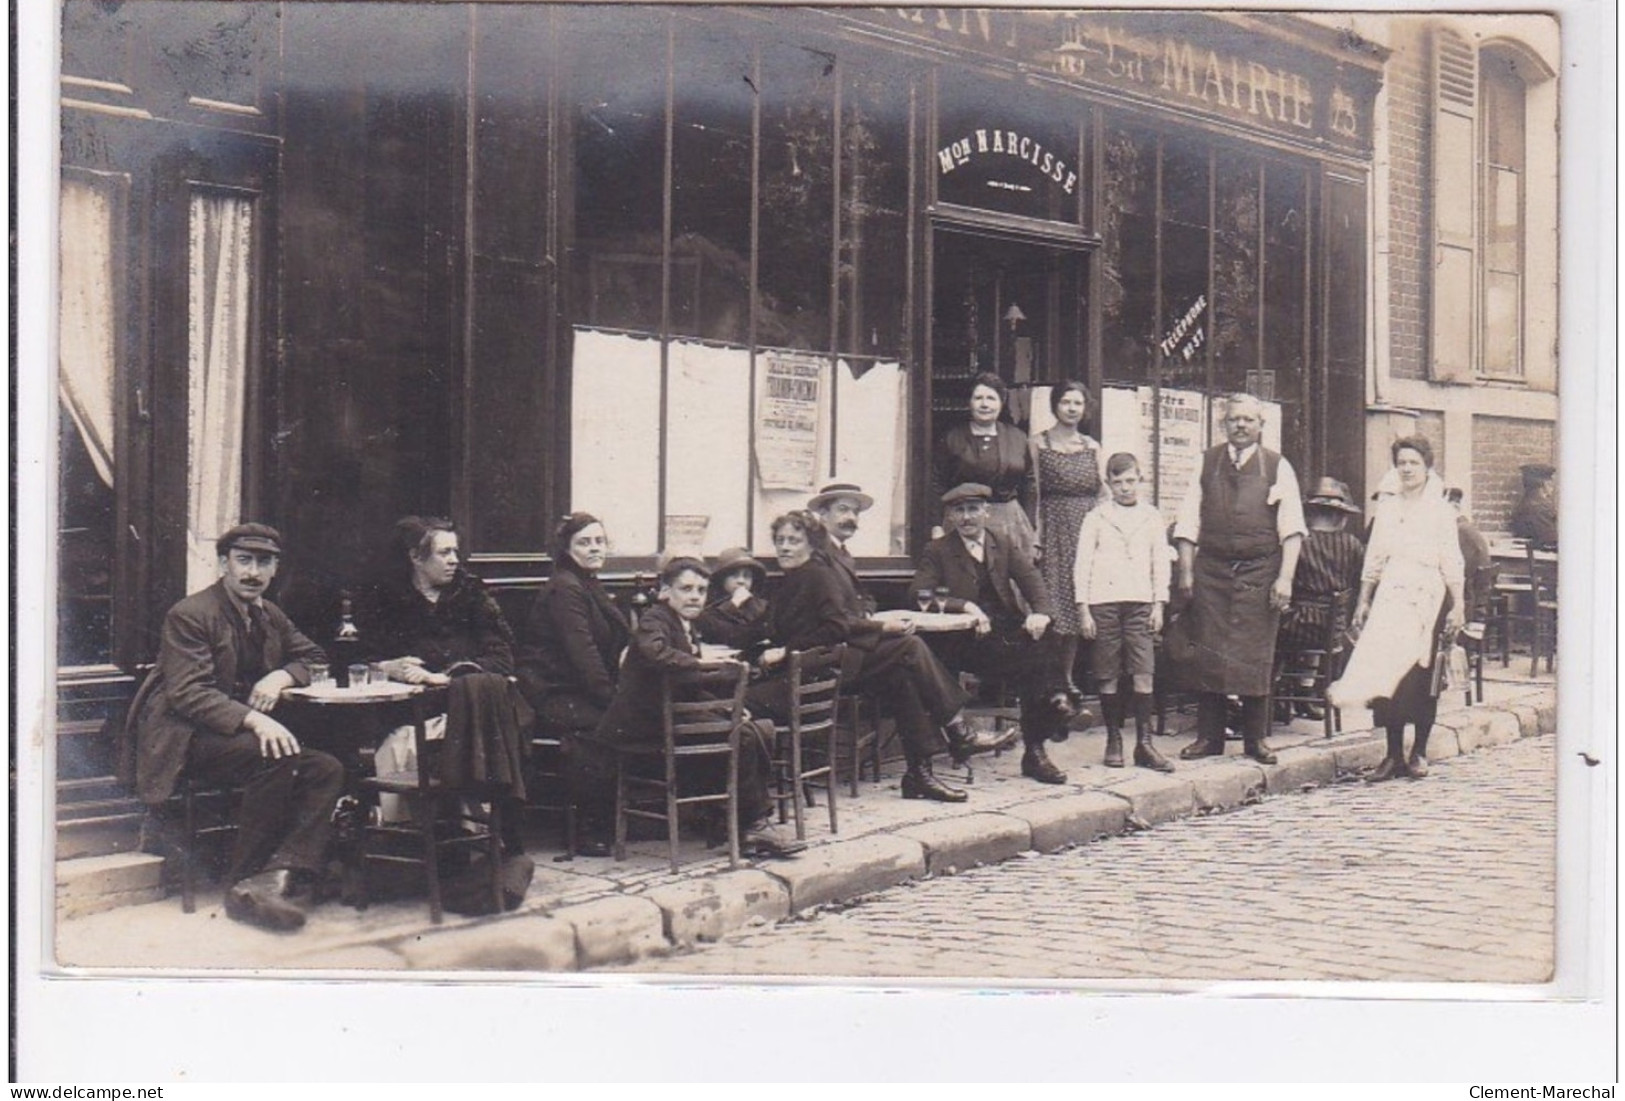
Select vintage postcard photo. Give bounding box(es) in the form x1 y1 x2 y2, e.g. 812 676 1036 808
17 0 1615 1082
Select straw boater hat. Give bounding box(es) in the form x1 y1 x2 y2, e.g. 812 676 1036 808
711 546 768 587
808 482 874 512
1304 477 1361 515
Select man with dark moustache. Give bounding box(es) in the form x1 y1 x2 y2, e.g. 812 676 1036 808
911 484 1072 785
809 482 878 617
121 523 343 931
1172 394 1306 764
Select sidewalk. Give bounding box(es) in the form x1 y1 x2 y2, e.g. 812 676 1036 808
53 669 1557 974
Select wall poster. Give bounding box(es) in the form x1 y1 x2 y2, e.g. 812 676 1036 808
755 352 828 492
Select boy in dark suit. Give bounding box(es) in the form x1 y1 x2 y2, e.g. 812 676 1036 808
121 523 343 932
593 557 803 858
910 483 1073 786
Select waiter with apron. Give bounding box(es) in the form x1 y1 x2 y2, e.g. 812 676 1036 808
1171 393 1306 765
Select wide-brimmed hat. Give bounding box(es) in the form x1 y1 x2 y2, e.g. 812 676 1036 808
216 522 283 557
1304 477 1361 514
942 482 993 507
711 546 768 586
808 482 874 512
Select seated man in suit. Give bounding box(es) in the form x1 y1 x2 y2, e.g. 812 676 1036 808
590 556 803 858
910 484 1073 786
120 523 344 932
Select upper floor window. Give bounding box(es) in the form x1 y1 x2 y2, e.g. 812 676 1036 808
1429 28 1551 383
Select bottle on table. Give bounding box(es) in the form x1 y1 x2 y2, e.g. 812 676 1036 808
332 593 361 687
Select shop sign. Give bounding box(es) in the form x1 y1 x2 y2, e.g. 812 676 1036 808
755 353 827 492
862 9 1376 153
936 127 1077 197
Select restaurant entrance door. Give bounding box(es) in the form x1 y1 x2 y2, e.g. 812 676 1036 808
928 226 1090 437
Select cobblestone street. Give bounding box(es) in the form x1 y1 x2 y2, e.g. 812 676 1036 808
611 735 1556 982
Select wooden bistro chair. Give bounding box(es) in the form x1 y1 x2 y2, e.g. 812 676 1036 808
1527 545 1558 676
769 645 845 841
1458 561 1500 706
357 685 504 924
614 662 751 874
1268 591 1352 739
1488 539 1535 667
834 691 885 797
166 777 242 914
525 726 578 857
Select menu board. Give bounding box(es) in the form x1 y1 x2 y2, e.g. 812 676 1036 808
755 353 827 492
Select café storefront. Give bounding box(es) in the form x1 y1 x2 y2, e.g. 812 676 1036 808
55 4 1382 805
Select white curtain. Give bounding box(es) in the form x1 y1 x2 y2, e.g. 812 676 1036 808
58 176 118 487
186 193 255 593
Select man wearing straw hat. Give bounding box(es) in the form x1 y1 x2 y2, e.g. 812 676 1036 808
809 481 877 616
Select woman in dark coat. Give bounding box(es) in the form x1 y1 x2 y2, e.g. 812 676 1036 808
934 371 1036 562
751 511 988 804
368 516 515 681
515 513 629 736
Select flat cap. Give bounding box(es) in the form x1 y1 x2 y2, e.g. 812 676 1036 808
216 522 283 557
941 483 993 507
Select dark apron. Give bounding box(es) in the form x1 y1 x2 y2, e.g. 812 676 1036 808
1186 550 1282 696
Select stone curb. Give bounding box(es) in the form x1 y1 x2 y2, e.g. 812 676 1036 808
381 688 1556 971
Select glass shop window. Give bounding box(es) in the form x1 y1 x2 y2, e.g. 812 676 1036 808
670 22 754 344
839 58 913 361
1157 136 1210 390
757 36 836 352
58 174 120 669
1262 159 1309 457
1211 149 1262 398
569 9 669 334
1099 123 1157 384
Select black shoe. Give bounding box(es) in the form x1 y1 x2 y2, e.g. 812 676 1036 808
945 719 1018 765
224 869 306 932
1367 755 1408 783
901 765 968 803
1021 745 1067 784
1134 736 1175 774
1244 738 1278 765
1180 738 1226 760
1406 753 1430 779
742 820 807 858
1296 702 1325 721
1103 730 1125 769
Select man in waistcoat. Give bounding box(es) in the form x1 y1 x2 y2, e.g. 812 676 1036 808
121 523 343 932
1172 394 1306 764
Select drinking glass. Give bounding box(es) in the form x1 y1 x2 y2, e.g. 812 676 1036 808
308 662 331 688
915 589 934 613
347 663 370 688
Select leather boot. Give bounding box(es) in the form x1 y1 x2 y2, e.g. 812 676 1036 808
1100 694 1124 767
1021 742 1067 784
224 869 306 932
944 716 1017 765
1180 738 1226 760
1243 736 1278 765
1132 693 1173 772
901 759 967 803
1367 755 1408 783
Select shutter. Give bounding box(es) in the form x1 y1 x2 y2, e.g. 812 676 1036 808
1429 27 1478 382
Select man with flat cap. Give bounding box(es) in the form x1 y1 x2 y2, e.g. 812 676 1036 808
911 483 1073 785
809 481 877 616
121 523 343 932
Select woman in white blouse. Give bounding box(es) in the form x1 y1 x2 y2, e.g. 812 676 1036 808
1328 436 1465 780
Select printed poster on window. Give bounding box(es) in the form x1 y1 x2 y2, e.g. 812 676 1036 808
755 353 827 492
1139 386 1207 524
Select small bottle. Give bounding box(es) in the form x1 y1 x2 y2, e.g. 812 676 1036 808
629 572 651 628
332 594 361 687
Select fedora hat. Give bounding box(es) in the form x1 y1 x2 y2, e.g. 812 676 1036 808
808 482 874 512
1305 477 1361 514
711 546 768 587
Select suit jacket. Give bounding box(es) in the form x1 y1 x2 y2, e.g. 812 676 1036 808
911 529 1054 624
594 602 709 745
515 563 629 710
827 542 877 617
120 581 325 805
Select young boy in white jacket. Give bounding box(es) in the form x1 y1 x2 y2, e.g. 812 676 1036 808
1074 453 1174 772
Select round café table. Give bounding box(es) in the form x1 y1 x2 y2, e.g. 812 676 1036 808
870 608 980 633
